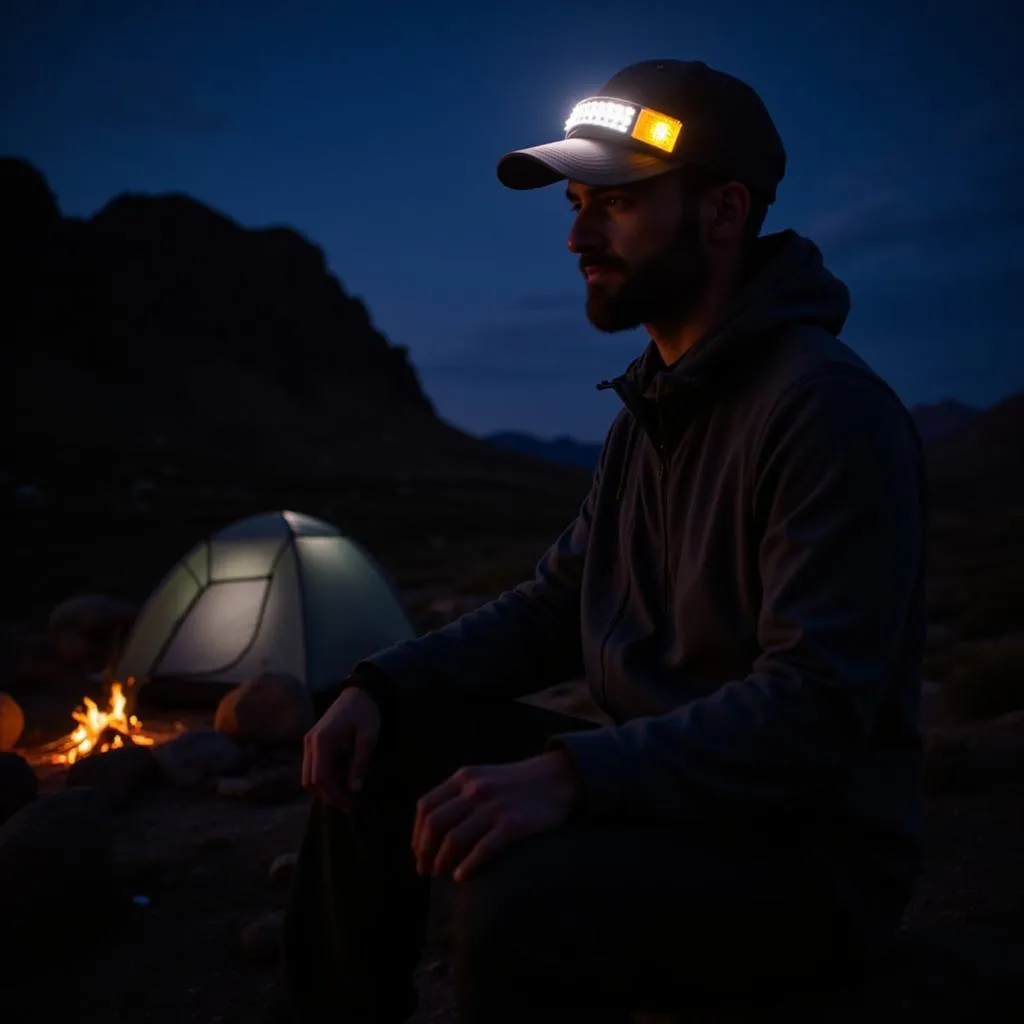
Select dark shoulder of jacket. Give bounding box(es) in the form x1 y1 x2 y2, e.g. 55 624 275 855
745 325 924 467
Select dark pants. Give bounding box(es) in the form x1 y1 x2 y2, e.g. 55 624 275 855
282 694 859 1023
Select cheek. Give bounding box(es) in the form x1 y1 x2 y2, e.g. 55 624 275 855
614 213 678 266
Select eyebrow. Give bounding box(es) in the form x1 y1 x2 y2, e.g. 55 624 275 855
566 185 606 204
567 184 627 204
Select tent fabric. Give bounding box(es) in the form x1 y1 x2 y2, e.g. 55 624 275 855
116 510 415 695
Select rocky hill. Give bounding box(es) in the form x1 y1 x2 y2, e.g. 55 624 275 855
926 392 1024 510
2 156 584 487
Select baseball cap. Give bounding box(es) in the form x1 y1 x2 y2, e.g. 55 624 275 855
497 60 786 203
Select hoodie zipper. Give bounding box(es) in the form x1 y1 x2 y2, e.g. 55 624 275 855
657 404 671 617
596 376 640 717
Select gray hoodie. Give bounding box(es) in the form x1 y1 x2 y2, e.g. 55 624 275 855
360 230 927 940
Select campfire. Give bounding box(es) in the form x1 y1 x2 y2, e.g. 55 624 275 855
30 680 157 767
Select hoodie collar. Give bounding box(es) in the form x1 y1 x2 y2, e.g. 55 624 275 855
597 230 850 407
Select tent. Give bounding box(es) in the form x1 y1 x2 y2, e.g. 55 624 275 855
115 510 415 704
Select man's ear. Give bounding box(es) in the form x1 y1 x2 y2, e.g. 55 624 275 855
708 181 751 241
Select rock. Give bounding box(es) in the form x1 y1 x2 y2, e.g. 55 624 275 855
268 851 298 887
0 691 25 750
215 763 303 804
153 729 242 787
0 751 38 824
66 743 159 808
214 672 314 746
48 594 138 673
0 788 113 960
239 911 283 968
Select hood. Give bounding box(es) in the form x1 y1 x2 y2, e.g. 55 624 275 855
611 230 850 398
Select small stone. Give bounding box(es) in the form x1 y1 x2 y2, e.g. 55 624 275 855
239 911 283 968
215 776 255 798
154 728 242 787
0 692 25 751
0 752 37 824
215 764 302 804
268 851 298 887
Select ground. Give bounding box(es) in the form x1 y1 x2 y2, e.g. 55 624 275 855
4 686 1024 1024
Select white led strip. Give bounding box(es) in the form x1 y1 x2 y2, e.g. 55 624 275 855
564 98 637 135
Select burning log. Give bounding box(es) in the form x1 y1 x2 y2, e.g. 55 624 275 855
25 680 157 767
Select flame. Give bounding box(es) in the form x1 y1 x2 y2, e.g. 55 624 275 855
43 680 155 766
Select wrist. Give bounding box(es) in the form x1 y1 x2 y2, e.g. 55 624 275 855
545 748 582 812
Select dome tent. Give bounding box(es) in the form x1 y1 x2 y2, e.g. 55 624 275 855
116 510 414 705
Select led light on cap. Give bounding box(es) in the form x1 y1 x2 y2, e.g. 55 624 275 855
564 96 683 154
565 99 636 134
631 108 682 153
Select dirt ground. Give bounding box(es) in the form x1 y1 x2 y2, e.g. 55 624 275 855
4 697 1024 1024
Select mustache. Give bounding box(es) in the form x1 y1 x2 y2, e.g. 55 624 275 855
579 256 626 275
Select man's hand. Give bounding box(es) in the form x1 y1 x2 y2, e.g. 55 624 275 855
411 750 580 882
302 686 381 812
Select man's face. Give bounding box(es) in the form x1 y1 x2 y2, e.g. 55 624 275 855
566 171 710 333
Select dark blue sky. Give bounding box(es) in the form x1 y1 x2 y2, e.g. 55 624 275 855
5 0 1022 441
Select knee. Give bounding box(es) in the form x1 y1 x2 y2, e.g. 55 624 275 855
452 833 571 967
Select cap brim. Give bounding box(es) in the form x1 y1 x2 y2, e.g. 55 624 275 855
497 138 674 190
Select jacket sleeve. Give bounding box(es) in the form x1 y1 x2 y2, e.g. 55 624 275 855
351 434 614 710
546 370 927 822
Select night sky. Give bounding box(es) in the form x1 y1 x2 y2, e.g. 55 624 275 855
4 0 1022 442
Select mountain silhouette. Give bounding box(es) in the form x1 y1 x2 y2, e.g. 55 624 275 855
926 392 1024 509
2 156 582 486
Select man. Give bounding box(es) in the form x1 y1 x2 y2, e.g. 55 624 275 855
283 59 927 1023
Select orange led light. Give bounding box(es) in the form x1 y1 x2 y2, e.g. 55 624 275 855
631 108 683 153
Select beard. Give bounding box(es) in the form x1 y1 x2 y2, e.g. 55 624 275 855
583 201 710 334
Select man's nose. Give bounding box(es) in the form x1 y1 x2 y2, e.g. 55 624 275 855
567 212 604 254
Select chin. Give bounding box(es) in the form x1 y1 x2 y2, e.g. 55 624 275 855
586 297 642 334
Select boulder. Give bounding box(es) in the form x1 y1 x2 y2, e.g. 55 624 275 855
214 672 314 746
0 752 37 824
66 743 159 808
153 728 242 788
48 594 138 673
239 911 283 968
0 691 25 750
0 788 113 960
